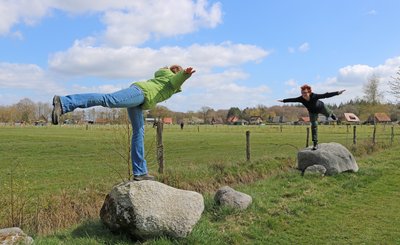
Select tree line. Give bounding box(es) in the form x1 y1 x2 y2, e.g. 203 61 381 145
1 68 399 125
1 98 398 125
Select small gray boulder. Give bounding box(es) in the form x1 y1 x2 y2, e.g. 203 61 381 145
0 227 33 245
214 186 252 210
298 142 358 175
100 180 204 239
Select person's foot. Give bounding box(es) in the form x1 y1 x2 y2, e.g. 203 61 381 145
51 95 63 125
312 141 318 150
331 113 337 121
133 174 155 181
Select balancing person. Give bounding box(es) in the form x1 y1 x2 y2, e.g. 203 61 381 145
51 65 195 180
278 84 345 150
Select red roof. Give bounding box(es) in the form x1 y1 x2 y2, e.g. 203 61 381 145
163 117 173 124
227 116 239 123
344 113 360 122
298 117 310 122
374 113 391 122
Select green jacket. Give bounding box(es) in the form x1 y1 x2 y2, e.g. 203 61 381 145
133 68 191 110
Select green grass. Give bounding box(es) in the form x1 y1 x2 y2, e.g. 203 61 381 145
1 124 400 244
32 144 400 245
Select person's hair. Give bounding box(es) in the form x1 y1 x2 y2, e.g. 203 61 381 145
300 84 312 93
169 65 183 74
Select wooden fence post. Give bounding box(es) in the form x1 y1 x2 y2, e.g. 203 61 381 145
353 125 357 145
246 130 250 161
306 127 310 147
156 121 164 174
391 125 394 145
372 124 377 145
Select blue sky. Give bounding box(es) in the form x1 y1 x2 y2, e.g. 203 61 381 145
1 0 400 112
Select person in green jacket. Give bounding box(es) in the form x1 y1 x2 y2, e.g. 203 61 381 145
278 84 345 150
51 65 196 181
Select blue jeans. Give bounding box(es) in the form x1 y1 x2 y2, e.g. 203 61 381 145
59 85 148 176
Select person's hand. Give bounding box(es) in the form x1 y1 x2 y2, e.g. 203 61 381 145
277 99 283 102
184 67 196 75
338 89 346 94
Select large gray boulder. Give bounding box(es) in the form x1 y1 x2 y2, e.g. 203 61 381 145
0 227 33 245
100 180 204 239
298 142 358 175
214 186 252 210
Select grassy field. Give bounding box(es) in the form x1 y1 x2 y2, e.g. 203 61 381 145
0 124 399 244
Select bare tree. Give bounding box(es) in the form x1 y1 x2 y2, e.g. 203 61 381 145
35 102 51 120
363 74 383 104
388 67 400 100
15 98 36 122
200 106 212 124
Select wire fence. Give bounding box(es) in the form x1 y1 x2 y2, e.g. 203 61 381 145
148 123 400 168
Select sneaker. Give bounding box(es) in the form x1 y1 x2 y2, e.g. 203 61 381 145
52 95 63 125
331 113 337 121
133 174 155 181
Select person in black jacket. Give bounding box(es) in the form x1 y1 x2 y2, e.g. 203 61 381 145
278 84 345 150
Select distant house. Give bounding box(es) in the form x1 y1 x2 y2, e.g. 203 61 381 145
343 113 360 123
211 117 224 124
374 113 391 123
272 116 287 124
163 117 173 124
249 116 263 125
233 119 248 125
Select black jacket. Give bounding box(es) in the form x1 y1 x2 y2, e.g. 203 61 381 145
282 92 340 113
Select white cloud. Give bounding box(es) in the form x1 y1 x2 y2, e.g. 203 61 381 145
0 0 50 35
164 70 271 111
366 9 377 16
185 69 249 89
298 42 310 52
309 57 400 104
288 42 310 53
48 42 269 78
101 0 222 46
0 62 59 91
0 0 222 46
0 62 66 105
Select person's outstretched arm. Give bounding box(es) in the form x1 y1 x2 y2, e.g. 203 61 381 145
277 96 303 103
169 67 196 90
314 89 346 99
